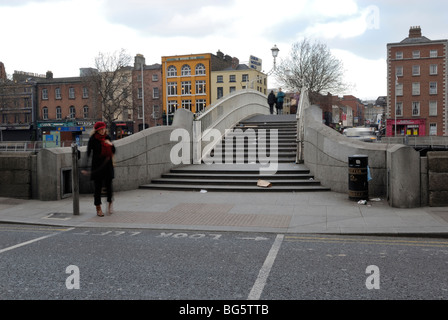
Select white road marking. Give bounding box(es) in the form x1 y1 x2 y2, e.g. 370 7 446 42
248 234 284 300
0 228 74 254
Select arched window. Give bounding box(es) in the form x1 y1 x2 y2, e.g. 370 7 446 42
195 63 206 75
181 65 191 76
83 106 89 119
69 106 76 119
167 65 177 77
56 106 62 120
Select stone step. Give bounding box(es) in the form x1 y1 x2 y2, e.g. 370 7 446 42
139 184 330 192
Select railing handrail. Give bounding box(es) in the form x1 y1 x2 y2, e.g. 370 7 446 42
0 141 87 152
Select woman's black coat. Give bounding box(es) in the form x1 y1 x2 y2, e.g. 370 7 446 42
86 134 116 181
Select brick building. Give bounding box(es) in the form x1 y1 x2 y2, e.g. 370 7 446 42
132 54 163 132
36 71 100 146
387 26 447 136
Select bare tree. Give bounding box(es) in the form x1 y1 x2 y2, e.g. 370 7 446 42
275 39 349 102
82 49 133 127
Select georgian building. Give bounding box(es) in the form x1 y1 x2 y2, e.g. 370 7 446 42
387 26 447 136
132 54 163 132
0 70 40 141
36 71 99 146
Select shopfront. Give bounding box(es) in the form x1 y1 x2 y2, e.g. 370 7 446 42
38 121 86 147
386 119 426 137
111 121 134 140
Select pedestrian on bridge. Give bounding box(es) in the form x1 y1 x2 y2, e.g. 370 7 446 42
267 90 276 115
276 88 285 115
82 121 116 217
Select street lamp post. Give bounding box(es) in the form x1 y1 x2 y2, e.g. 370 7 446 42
271 45 279 70
141 63 145 130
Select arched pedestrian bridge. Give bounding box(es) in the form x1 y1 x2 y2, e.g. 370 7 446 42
19 90 444 208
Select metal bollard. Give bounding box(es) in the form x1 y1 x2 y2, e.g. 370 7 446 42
71 143 80 215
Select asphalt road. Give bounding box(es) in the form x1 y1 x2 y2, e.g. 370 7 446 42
1 223 448 305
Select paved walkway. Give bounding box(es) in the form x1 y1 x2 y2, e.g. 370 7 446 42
1 188 448 236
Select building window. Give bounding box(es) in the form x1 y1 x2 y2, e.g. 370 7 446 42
153 87 159 99
396 52 403 59
412 82 420 95
430 64 438 75
412 102 420 116
217 87 223 99
152 74 158 81
56 106 62 120
137 105 143 119
69 87 75 99
138 87 143 99
429 123 437 136
430 50 438 58
196 80 206 95
230 87 236 94
82 106 88 118
195 64 206 75
242 74 249 82
396 66 403 77
2 114 7 123
412 50 420 59
181 81 191 95
182 99 192 111
167 82 177 96
196 99 206 113
412 65 420 76
42 89 48 100
217 75 223 83
429 82 437 94
429 101 437 116
181 65 191 76
168 100 177 114
55 88 61 99
83 87 89 98
167 66 177 77
395 83 403 96
395 102 402 116
229 75 236 83
69 106 76 119
42 107 48 120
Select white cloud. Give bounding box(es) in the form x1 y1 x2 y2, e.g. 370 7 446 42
332 49 386 99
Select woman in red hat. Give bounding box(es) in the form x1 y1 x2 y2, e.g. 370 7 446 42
83 121 116 216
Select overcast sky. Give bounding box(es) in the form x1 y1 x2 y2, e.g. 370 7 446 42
1 0 447 100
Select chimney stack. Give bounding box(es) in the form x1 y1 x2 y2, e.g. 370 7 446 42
46 71 53 79
409 26 422 38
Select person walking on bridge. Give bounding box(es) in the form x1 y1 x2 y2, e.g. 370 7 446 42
276 88 285 115
267 90 276 115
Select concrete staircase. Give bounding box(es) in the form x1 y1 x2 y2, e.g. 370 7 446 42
139 115 330 192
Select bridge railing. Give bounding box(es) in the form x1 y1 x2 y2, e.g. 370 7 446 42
380 136 448 149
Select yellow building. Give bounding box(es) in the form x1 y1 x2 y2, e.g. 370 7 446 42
211 65 267 103
162 51 255 120
161 54 211 118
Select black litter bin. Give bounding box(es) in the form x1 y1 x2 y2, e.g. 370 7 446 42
348 155 368 201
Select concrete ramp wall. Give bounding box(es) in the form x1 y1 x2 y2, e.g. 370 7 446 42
36 108 194 201
303 104 421 208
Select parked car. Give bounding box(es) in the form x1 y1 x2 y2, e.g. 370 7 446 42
342 127 377 142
